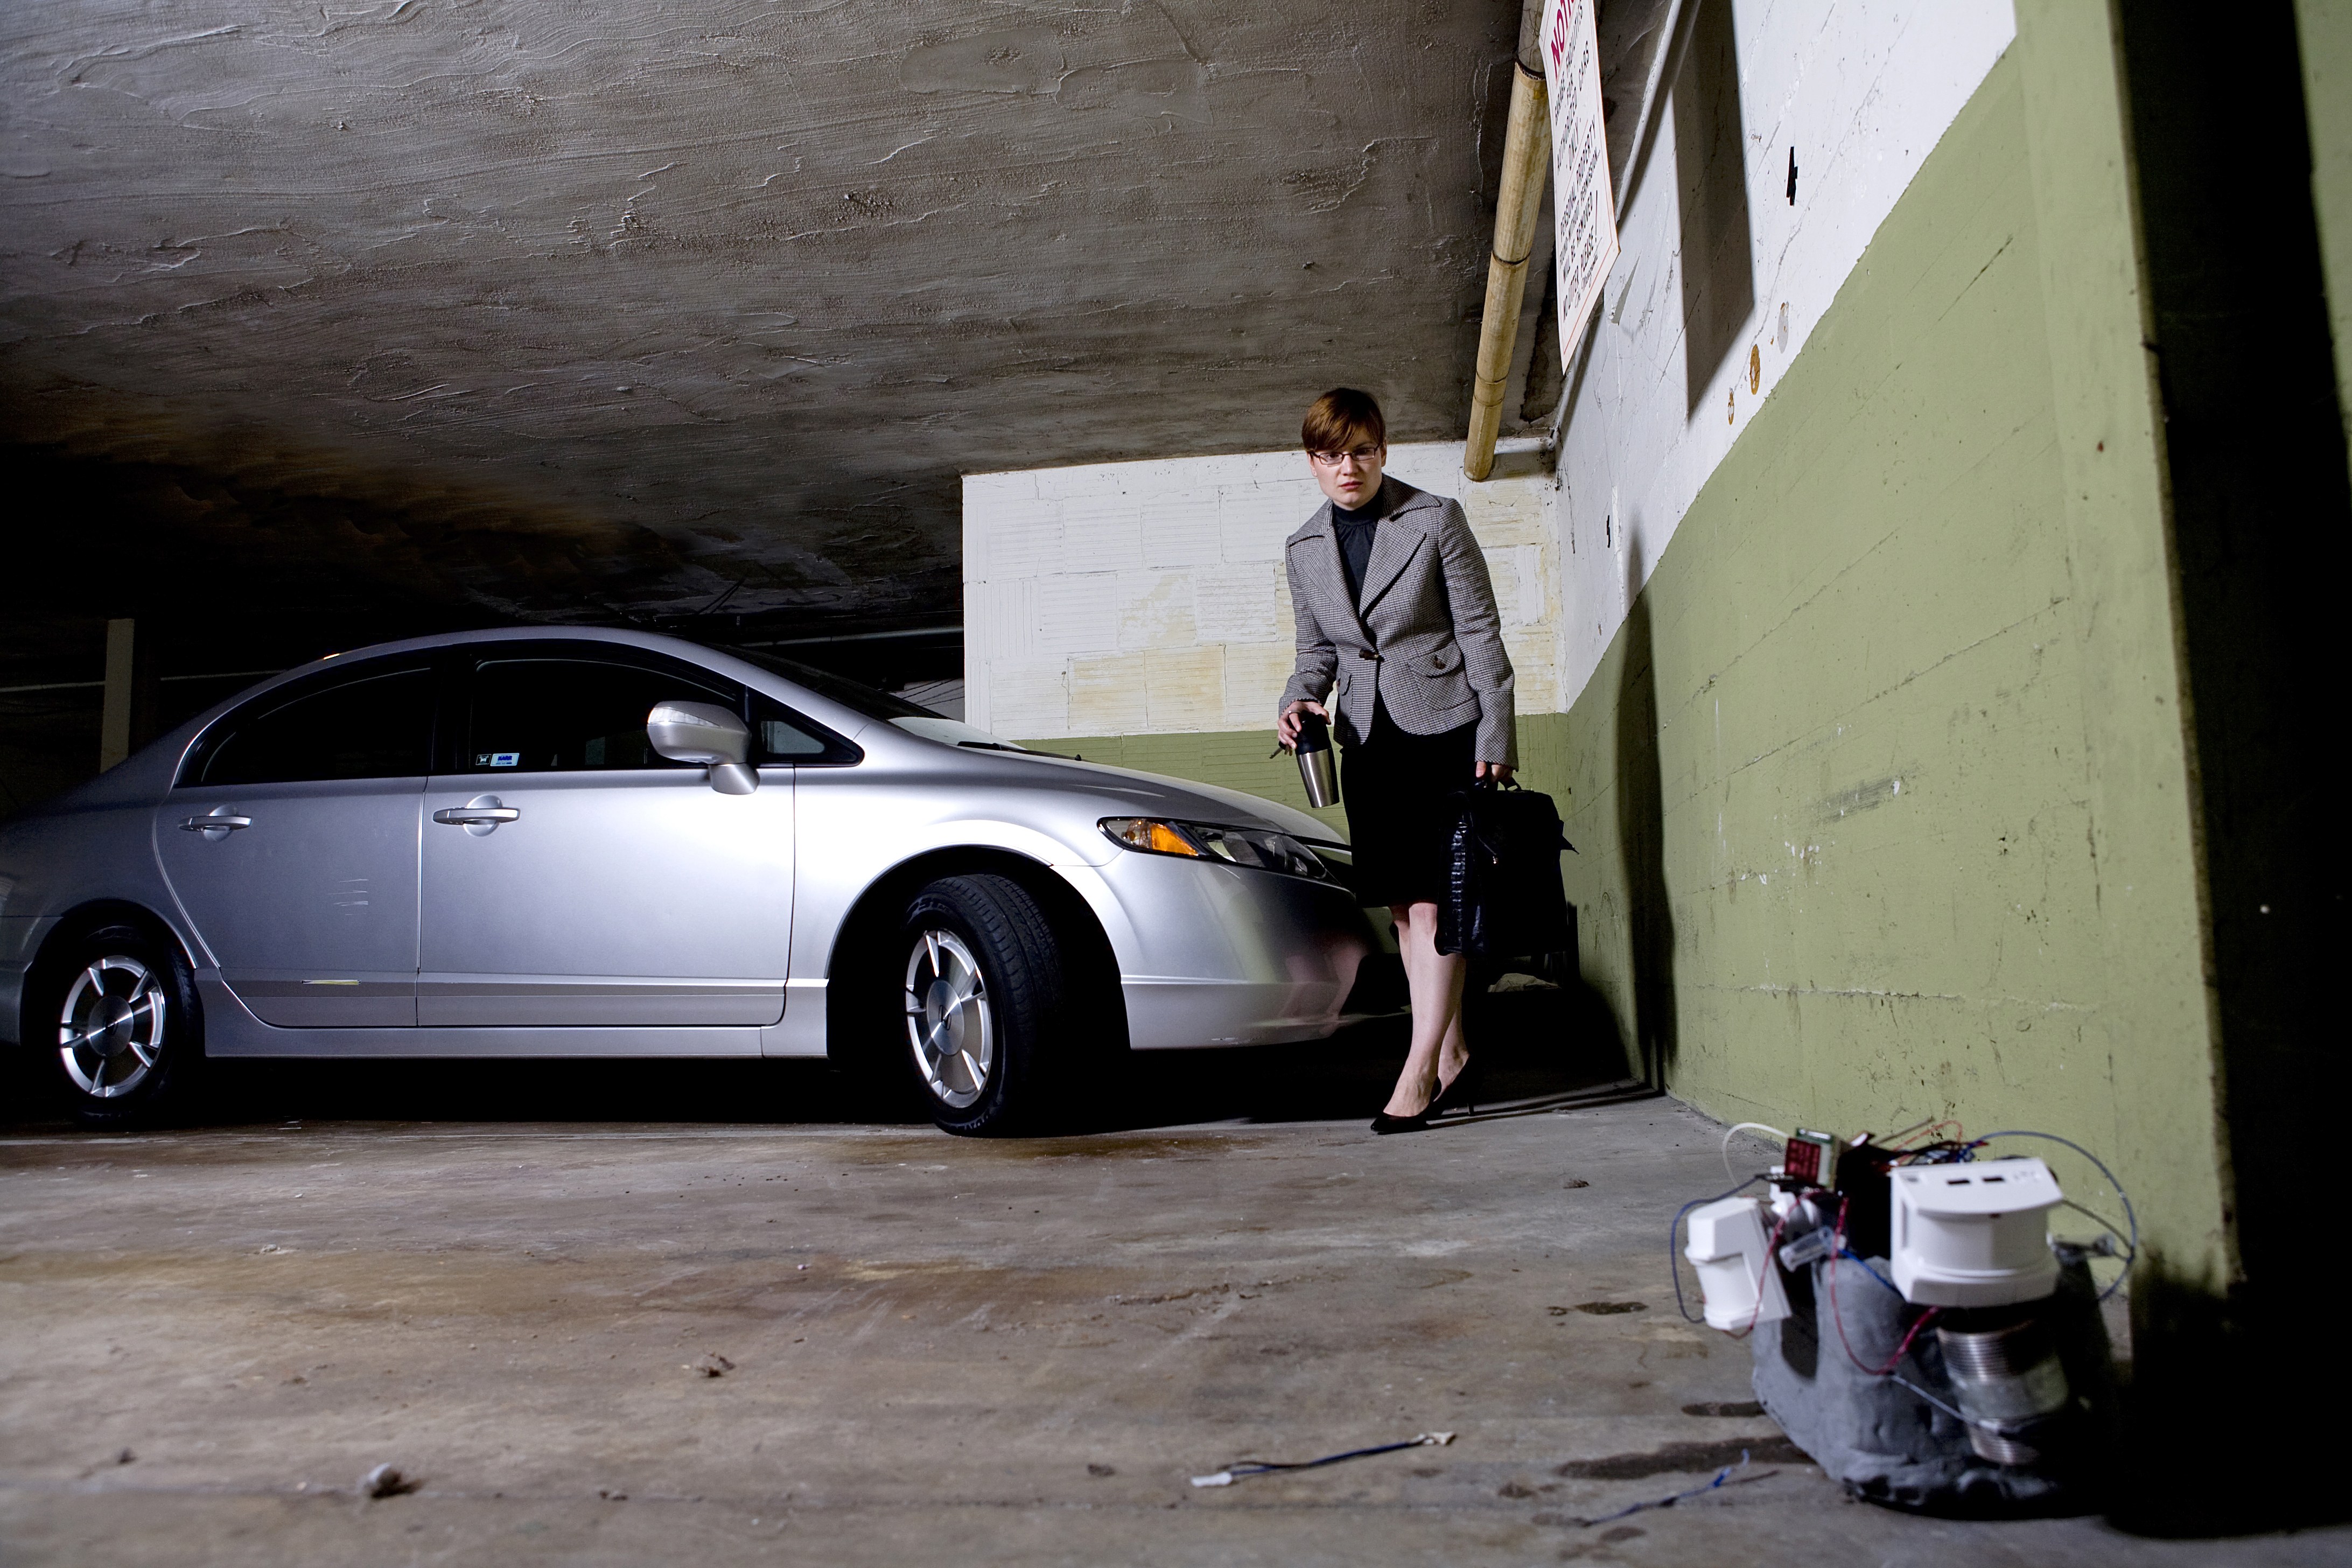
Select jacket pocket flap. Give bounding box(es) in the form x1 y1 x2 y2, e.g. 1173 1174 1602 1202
1422 646 1464 675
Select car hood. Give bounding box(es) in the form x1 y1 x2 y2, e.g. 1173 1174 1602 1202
956 748 1341 845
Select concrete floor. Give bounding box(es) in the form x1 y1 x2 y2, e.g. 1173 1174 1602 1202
1 1026 2341 1566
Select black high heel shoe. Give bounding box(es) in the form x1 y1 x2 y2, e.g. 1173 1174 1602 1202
1428 1060 1476 1117
1370 1075 1441 1134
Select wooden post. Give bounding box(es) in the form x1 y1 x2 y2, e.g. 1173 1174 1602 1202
99 618 136 772
97 619 160 772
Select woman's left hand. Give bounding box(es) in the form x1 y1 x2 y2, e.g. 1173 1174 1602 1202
1475 760 1514 783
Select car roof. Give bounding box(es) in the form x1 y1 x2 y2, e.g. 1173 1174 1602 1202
17 624 1332 843
254 626 892 743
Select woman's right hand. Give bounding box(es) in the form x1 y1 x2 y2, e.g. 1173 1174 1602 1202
1278 699 1329 750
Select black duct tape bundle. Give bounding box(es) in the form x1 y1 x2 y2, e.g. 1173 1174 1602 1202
1751 1257 2117 1515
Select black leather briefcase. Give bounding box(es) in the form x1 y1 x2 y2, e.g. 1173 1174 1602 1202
1436 781 1576 959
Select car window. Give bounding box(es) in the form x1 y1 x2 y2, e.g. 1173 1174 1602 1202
191 667 436 787
464 657 739 774
718 644 1021 751
751 696 832 761
719 646 937 721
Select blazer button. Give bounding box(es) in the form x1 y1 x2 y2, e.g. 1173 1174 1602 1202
1357 649 1378 660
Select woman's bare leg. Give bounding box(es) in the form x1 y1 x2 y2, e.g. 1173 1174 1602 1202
1438 999 1471 1091
1384 901 1468 1118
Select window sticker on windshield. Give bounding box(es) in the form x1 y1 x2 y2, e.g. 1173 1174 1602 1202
474 751 521 768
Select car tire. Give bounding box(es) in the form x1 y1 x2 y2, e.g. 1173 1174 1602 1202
897 874 1068 1136
39 921 204 1130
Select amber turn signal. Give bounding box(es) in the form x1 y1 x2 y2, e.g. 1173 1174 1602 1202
1100 817 1204 857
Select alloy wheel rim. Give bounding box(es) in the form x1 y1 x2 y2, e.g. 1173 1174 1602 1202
904 929 993 1110
58 955 165 1098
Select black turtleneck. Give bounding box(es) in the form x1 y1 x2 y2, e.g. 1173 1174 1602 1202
1332 486 1389 604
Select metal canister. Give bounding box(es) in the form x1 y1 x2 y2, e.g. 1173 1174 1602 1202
1935 1315 2070 1465
1293 709 1339 809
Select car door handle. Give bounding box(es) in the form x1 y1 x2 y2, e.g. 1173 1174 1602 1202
179 814 252 832
433 807 520 825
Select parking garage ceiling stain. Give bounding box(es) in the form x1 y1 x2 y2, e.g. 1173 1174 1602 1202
1 2 1520 632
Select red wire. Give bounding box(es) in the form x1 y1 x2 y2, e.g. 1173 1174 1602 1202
1827 1199 1871 1370
1824 1196 1940 1375
1875 1304 1942 1374
1724 1206 1798 1340
1887 1118 1964 1152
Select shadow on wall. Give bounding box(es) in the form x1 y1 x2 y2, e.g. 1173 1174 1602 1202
1615 538 1676 1089
2106 1257 2351 1537
1675 0 1756 416
2100 0 2349 1535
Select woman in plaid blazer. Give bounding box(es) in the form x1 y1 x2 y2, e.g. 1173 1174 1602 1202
1277 388 1516 1134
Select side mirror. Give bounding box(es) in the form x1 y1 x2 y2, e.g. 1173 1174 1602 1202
646 701 758 794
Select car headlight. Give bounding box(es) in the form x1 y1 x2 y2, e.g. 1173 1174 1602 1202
1099 817 1334 881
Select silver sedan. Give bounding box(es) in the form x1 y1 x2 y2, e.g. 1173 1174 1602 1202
0 628 1377 1134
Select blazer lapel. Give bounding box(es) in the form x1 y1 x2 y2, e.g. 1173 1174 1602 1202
1355 481 1431 617
1299 500 1373 643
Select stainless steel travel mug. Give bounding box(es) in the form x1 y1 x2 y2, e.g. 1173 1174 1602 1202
1293 710 1340 809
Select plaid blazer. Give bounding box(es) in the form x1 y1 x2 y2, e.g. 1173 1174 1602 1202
1278 477 1517 767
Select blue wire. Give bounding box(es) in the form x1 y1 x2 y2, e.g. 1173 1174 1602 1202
1574 1451 1762 1527
1669 1175 1765 1323
1888 1373 1973 1426
1975 1129 2139 1301
1837 1248 1906 1297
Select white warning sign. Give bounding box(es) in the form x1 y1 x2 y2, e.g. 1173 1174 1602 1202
1539 0 1619 371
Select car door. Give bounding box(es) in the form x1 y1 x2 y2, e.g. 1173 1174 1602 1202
416 646 797 1030
155 658 435 1027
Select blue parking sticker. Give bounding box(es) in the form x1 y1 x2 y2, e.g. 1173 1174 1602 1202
474 752 521 768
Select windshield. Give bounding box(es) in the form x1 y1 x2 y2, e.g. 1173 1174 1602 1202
717 645 1027 751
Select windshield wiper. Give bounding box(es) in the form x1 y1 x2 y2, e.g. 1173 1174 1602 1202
959 740 1079 759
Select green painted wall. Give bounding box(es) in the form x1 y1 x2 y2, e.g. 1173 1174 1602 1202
2298 0 2352 463
1553 19 2224 1279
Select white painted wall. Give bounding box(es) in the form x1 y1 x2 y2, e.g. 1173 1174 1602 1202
964 3 2018 743
964 444 1559 740
1551 0 2015 702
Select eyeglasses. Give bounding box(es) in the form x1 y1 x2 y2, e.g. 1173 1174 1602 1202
1307 446 1383 468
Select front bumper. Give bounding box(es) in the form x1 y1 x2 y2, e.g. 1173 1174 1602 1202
1091 848 1377 1049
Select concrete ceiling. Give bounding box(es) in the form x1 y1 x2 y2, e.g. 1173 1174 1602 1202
2 1 1527 648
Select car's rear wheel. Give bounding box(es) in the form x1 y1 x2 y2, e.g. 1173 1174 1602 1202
43 922 203 1130
899 874 1066 1136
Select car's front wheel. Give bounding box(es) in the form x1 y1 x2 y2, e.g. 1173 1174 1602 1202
898 874 1067 1136
42 921 204 1130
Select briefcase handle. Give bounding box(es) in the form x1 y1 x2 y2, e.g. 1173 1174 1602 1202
1458 776 1577 853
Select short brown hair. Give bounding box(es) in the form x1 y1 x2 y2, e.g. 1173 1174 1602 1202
1301 388 1385 454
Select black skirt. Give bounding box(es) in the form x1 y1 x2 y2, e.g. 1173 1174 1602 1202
1340 701 1478 908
